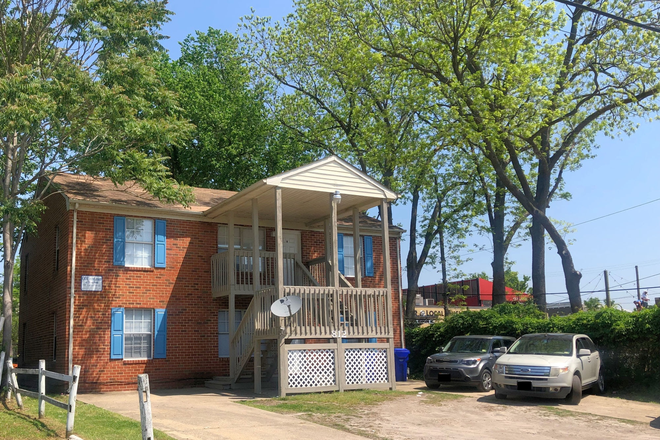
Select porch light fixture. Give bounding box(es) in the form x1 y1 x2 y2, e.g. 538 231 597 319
332 190 341 204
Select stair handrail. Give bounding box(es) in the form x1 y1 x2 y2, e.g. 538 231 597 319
230 300 256 380
295 259 320 286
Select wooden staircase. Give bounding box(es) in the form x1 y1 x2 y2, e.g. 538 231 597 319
205 339 279 390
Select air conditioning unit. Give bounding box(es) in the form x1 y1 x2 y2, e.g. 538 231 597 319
425 298 435 306
415 294 424 306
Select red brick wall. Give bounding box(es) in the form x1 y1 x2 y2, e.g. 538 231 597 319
21 203 403 392
19 194 70 374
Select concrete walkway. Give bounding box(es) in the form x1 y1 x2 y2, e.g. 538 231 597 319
79 387 366 440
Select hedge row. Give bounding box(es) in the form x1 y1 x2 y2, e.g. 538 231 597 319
405 303 660 388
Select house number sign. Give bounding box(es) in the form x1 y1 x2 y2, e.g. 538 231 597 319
81 276 103 291
332 330 347 338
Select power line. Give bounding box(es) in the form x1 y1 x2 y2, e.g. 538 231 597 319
572 197 660 227
457 197 660 258
554 0 660 34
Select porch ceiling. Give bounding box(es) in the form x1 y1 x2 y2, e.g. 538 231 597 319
204 184 384 226
203 156 397 226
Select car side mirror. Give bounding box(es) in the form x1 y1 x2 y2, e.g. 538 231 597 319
493 347 507 354
578 348 591 356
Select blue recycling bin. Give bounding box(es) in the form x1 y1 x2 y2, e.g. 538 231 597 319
394 348 410 381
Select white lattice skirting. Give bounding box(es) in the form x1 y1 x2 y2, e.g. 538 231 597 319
288 349 336 388
345 348 389 384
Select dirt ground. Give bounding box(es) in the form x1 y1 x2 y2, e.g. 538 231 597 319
305 381 660 440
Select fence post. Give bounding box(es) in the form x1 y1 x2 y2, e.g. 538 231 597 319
66 365 81 439
6 359 22 409
137 374 154 440
38 359 46 418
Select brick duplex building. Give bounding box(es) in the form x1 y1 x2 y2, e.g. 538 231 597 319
20 156 404 395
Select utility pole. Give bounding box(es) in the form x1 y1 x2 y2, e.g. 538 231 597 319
604 270 611 307
635 266 641 301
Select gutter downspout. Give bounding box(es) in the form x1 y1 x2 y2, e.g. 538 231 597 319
68 203 78 376
397 237 405 348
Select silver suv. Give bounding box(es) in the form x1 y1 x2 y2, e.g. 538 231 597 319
492 333 605 405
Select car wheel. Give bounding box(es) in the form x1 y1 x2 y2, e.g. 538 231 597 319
425 381 440 390
477 369 493 392
494 390 506 400
566 375 582 405
593 368 605 394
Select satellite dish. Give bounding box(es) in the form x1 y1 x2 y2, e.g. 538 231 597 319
270 295 302 317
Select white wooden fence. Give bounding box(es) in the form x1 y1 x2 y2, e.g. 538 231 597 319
6 359 81 439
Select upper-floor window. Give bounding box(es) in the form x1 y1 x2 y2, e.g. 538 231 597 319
218 226 265 251
338 234 374 277
126 218 153 267
114 217 166 268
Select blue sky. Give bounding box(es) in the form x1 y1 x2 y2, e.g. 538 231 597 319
161 0 660 310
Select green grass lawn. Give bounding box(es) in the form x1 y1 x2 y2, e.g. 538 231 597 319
239 388 464 415
0 394 175 440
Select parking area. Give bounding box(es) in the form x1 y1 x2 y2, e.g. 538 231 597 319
79 381 660 440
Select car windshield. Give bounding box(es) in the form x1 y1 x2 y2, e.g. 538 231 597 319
508 336 573 356
443 338 490 353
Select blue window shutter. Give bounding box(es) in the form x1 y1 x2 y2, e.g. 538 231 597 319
154 309 167 359
113 217 125 266
337 233 344 274
155 220 166 268
110 308 124 359
364 235 374 277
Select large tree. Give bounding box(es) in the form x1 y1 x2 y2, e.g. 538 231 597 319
324 0 660 312
0 0 193 378
243 8 480 319
160 28 315 191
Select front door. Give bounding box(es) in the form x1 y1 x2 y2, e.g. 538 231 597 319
283 231 301 286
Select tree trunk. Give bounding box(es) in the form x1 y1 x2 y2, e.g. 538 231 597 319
2 220 15 391
491 179 507 305
535 213 583 312
530 215 547 312
439 223 449 317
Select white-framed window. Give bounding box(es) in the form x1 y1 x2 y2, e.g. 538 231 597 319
342 235 356 277
125 218 154 267
218 310 245 358
124 309 153 359
218 226 265 251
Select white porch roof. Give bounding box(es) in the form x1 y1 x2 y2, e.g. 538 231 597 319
203 156 397 225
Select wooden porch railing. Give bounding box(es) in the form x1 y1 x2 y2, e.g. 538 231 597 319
284 286 391 339
212 250 317 297
229 285 392 381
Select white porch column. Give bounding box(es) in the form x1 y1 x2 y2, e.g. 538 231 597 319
353 207 362 288
252 198 262 394
274 187 284 294
331 194 339 289
382 200 396 390
331 193 346 392
275 187 286 397
228 212 236 380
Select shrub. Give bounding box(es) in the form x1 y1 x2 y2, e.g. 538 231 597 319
405 303 660 388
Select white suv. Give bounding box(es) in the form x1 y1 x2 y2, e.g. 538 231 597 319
492 333 605 405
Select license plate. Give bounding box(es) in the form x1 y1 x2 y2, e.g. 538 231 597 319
438 373 451 382
517 381 532 391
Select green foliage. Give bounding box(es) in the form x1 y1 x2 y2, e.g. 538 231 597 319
584 297 603 311
406 304 660 388
159 28 315 191
0 0 194 360
504 267 532 294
